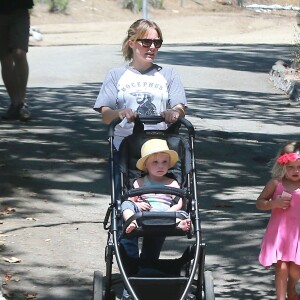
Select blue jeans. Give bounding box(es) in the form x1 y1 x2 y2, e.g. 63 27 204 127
121 200 165 261
112 150 165 266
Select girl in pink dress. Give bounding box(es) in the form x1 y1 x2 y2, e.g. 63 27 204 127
257 141 300 300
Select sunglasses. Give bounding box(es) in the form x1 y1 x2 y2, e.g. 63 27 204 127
136 39 163 48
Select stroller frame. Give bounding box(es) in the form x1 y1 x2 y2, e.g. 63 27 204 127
94 116 214 300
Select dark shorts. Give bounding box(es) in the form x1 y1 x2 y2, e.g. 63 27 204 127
0 9 30 57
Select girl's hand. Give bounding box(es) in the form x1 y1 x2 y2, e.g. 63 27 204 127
273 194 292 209
136 201 151 211
118 108 137 123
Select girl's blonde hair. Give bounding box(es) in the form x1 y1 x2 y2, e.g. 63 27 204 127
122 19 163 62
271 141 300 178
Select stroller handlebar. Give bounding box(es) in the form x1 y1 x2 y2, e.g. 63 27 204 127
122 186 189 199
108 115 195 137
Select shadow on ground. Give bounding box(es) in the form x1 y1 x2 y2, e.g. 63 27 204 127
0 43 299 299
157 43 292 72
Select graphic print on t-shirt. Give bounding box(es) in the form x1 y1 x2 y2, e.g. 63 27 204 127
117 69 168 115
131 92 157 116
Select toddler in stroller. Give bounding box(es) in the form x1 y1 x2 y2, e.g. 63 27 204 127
96 116 215 300
121 138 191 234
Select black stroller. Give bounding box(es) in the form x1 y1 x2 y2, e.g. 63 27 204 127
93 116 215 300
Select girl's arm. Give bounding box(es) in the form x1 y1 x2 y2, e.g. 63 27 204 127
256 179 289 210
130 178 151 211
168 198 182 212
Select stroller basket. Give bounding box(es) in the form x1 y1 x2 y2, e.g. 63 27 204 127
128 277 189 300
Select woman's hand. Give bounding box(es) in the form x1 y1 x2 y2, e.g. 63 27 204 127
161 105 185 124
162 109 180 124
118 108 137 123
101 107 137 124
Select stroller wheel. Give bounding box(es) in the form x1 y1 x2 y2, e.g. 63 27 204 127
203 271 215 300
93 271 103 300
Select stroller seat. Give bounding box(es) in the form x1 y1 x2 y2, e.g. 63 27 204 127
118 118 194 239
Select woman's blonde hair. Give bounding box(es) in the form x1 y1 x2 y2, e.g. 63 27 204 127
122 19 163 62
271 140 300 178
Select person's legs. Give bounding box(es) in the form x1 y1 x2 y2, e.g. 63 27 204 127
1 49 28 106
275 261 289 300
140 212 190 260
122 201 139 233
140 236 165 261
1 9 31 121
11 48 29 106
1 54 16 103
114 149 139 259
287 262 300 300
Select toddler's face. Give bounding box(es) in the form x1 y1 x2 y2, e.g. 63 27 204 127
145 153 170 177
285 160 300 181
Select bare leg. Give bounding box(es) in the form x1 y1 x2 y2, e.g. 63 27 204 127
12 48 29 105
123 209 138 233
1 54 16 104
287 262 300 300
275 261 289 300
1 48 28 106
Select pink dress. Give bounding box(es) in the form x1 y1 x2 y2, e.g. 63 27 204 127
259 181 300 267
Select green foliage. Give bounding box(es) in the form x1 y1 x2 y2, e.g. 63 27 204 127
34 0 69 13
149 0 164 9
122 0 164 12
49 0 69 13
236 0 244 7
123 0 139 12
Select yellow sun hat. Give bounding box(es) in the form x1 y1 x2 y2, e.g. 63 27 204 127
136 139 179 171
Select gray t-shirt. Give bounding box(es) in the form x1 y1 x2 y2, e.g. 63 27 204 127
94 64 187 149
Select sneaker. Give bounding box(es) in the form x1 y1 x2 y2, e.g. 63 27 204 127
2 103 31 121
19 104 31 121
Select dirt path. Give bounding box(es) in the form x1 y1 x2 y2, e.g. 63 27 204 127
29 0 298 46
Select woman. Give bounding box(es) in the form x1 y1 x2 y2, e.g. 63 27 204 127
94 19 188 298
94 18 187 150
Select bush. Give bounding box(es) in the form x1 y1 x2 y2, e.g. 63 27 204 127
122 0 164 12
49 0 69 13
34 0 69 13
